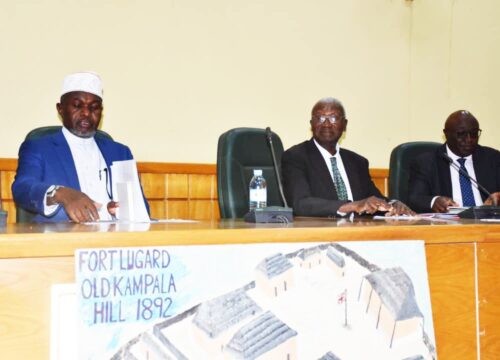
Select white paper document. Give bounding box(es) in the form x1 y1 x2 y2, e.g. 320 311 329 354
153 219 199 223
111 159 150 222
67 241 436 359
373 215 421 220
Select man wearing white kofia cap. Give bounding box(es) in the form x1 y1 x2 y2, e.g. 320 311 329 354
12 72 150 223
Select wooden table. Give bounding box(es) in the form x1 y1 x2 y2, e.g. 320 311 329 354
1 218 499 359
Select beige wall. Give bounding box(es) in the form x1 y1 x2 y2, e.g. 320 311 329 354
410 0 500 152
0 0 498 167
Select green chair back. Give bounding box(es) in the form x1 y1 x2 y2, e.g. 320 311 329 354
388 141 441 204
16 126 112 223
217 127 285 219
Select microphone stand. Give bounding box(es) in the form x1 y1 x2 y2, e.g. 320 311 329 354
266 127 289 209
441 153 492 198
441 152 500 218
243 128 294 223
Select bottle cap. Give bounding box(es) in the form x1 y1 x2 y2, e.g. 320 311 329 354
253 169 263 176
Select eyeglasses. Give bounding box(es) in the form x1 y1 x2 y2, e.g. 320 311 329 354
312 115 344 125
455 129 482 139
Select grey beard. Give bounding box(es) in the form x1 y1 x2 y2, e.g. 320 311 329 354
69 128 96 138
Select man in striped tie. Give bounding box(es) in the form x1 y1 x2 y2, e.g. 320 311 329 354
408 110 500 213
281 97 414 217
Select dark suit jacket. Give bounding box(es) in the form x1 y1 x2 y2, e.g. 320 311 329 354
12 129 150 222
408 144 500 213
281 139 384 217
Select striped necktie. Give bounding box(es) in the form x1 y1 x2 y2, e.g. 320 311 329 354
330 157 348 201
457 158 476 207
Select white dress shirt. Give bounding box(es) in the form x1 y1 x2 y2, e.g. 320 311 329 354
44 127 112 220
313 139 354 201
430 145 483 209
446 145 483 207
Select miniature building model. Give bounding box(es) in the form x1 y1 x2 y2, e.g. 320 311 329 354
111 244 435 360
255 253 294 297
192 288 262 355
225 311 298 360
359 267 424 347
297 247 321 269
131 331 186 360
325 246 346 277
318 351 342 360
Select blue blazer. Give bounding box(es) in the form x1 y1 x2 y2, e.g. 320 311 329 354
12 129 150 222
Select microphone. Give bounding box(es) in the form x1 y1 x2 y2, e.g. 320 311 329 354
266 127 289 209
243 127 293 223
440 152 492 198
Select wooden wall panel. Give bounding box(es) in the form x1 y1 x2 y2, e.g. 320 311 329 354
372 178 386 197
0 257 74 360
167 200 188 219
167 174 188 198
137 162 216 175
477 242 500 358
148 200 166 220
370 168 388 197
1 170 15 199
0 158 389 224
2 201 16 223
212 200 220 220
140 173 166 199
426 243 477 359
189 174 214 199
1 170 16 223
212 174 218 199
189 200 214 220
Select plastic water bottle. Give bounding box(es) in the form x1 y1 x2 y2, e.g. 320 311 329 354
249 169 267 210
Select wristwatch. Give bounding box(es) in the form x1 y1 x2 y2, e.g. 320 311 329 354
46 185 62 201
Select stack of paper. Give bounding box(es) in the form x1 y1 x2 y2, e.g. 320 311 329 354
111 159 150 223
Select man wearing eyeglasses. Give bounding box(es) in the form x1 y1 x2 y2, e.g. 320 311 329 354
281 97 414 217
408 110 500 213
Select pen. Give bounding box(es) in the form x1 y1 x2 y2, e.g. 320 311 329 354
480 219 500 222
